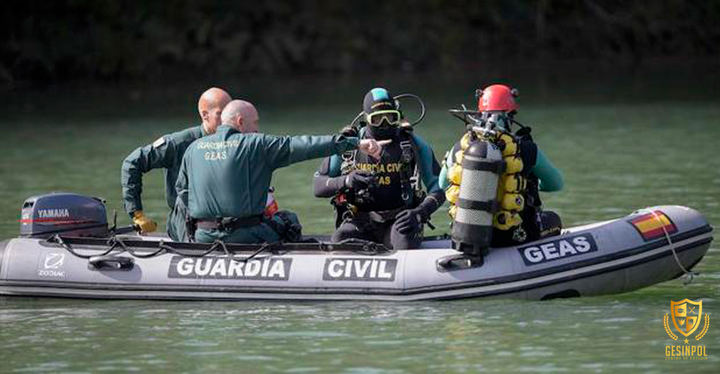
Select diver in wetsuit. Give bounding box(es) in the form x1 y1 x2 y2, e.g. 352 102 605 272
314 88 445 249
442 84 564 247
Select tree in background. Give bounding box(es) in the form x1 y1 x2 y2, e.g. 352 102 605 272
1 0 718 84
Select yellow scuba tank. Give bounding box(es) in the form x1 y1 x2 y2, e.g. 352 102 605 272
454 150 464 165
445 122 527 244
446 127 528 237
460 132 472 150
446 132 476 220
445 184 460 205
503 155 523 174
494 211 523 230
499 193 524 211
448 164 463 185
498 133 517 156
492 130 526 232
500 174 526 193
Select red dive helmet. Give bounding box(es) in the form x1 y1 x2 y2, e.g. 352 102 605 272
476 84 519 113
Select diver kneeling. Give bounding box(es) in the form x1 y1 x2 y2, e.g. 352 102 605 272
441 85 563 264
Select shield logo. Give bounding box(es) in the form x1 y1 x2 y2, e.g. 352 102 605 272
671 299 703 337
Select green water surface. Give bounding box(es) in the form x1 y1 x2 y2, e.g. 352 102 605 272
0 72 718 372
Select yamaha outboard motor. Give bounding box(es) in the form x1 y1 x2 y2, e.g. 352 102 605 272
20 193 109 238
451 141 505 259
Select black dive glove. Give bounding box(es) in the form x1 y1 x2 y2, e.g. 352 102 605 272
394 195 442 234
344 170 376 190
340 125 358 138
394 208 427 235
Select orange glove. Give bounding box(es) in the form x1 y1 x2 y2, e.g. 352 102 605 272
132 210 157 234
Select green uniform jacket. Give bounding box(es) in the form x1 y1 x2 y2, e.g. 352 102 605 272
121 125 205 216
175 125 359 220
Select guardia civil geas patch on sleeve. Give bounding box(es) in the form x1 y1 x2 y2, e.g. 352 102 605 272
664 298 710 360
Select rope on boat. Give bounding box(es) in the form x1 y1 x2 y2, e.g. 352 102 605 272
241 242 278 262
110 236 164 258
332 238 387 254
49 234 214 260
52 234 114 259
48 234 386 262
643 208 698 285
157 240 217 258
213 240 279 263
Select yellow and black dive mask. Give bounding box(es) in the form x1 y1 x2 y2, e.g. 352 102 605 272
355 88 425 139
366 110 402 127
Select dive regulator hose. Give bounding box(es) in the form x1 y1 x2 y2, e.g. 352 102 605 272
393 93 426 127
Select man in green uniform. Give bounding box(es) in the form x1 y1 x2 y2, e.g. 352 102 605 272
121 87 232 239
175 100 386 243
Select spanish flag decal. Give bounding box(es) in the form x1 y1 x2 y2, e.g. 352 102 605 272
629 210 678 241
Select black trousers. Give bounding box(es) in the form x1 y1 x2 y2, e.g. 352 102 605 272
332 216 422 250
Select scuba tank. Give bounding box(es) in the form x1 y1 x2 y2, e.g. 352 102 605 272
446 107 531 259
451 139 505 257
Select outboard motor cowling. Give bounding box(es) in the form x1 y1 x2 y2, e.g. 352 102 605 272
452 141 505 257
20 193 109 238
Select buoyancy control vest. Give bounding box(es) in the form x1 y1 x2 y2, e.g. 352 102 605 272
446 127 542 245
334 129 425 222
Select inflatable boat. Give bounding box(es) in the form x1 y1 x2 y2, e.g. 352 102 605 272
0 194 713 301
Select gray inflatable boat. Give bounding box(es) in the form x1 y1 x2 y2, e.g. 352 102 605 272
0 194 713 301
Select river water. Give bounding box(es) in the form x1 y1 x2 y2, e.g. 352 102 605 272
0 70 718 372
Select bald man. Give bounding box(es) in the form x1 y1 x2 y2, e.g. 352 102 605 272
121 87 231 239
175 100 386 244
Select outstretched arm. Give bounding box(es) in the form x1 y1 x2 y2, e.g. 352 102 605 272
263 134 384 170
262 135 357 170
